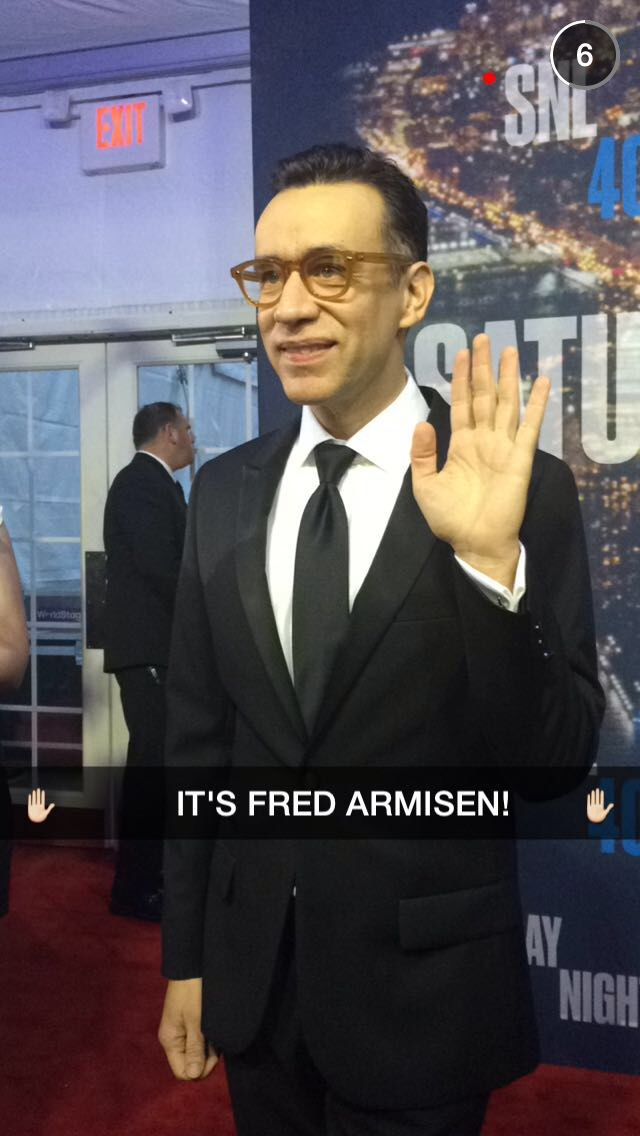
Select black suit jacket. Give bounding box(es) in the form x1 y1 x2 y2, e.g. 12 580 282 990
162 386 604 1109
103 452 187 672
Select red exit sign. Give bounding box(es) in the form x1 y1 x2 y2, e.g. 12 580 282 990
96 101 148 150
81 95 163 174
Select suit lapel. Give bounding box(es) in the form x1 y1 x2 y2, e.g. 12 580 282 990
235 419 308 746
233 384 452 751
312 385 451 744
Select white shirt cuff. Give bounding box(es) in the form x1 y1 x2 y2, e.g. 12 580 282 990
454 542 526 612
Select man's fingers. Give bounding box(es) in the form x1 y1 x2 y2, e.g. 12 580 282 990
451 338 524 437
411 421 438 479
202 1045 220 1078
184 1030 207 1079
158 1025 191 1081
515 376 551 459
495 346 522 439
158 1014 205 1081
469 334 497 428
161 1033 207 1081
186 1040 219 1080
451 347 472 432
165 1047 190 1081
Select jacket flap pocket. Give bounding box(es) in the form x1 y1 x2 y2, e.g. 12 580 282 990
209 842 235 900
398 877 519 952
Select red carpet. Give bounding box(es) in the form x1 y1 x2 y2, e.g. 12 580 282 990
0 845 638 1136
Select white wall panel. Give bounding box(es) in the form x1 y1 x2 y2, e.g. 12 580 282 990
0 74 254 325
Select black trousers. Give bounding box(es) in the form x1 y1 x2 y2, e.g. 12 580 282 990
223 904 490 1136
112 666 166 899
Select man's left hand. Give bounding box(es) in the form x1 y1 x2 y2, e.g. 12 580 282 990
411 333 550 589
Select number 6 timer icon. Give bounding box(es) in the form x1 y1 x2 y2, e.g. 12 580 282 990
550 20 620 91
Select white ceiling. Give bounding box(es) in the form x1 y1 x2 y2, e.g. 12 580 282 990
0 0 249 60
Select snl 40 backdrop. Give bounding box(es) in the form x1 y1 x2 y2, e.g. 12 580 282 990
251 0 640 1076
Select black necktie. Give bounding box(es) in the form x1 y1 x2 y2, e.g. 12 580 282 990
174 480 186 507
292 441 356 734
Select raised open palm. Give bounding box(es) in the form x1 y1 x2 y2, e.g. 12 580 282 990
27 787 55 823
411 334 550 574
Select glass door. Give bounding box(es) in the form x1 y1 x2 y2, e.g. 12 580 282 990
0 337 258 833
106 340 258 495
0 345 109 815
104 339 258 787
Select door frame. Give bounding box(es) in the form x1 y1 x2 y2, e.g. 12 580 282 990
0 336 257 832
0 343 109 813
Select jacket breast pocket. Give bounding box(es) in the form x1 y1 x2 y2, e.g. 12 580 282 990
398 876 519 952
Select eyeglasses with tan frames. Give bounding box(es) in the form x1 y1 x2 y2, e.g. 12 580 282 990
229 248 413 308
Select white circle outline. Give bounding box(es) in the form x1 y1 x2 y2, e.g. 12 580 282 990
549 19 620 91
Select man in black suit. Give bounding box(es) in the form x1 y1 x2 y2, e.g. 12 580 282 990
158 146 604 1135
104 402 194 921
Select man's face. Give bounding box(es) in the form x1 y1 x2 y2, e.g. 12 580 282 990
168 413 196 470
255 182 431 425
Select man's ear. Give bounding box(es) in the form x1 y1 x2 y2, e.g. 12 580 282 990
398 262 435 332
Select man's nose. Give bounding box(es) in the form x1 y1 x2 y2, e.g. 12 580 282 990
273 269 317 322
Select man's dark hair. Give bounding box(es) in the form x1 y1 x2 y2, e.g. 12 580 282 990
272 143 428 263
132 402 182 449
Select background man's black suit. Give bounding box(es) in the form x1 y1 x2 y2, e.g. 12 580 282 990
162 385 604 1111
104 452 187 673
104 451 187 908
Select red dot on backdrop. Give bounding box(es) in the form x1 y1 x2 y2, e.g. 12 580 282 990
483 71 498 85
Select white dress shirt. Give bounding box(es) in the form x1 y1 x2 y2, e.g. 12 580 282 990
266 372 526 681
138 450 176 480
